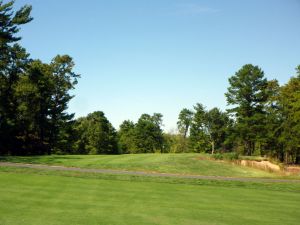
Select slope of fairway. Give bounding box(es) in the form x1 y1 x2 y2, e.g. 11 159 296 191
0 154 281 178
0 169 299 225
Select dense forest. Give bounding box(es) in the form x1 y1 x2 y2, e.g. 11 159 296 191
0 1 299 164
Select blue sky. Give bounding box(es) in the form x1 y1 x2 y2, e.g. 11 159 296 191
15 0 300 131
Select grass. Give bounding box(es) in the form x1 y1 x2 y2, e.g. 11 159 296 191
0 153 289 178
0 166 300 225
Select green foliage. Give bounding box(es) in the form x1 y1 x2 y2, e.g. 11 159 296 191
0 44 31 154
212 152 239 161
0 1 299 166
0 1 32 53
226 152 239 160
12 57 78 154
189 103 210 152
117 113 164 153
225 64 269 155
277 67 300 163
204 107 232 153
212 153 224 160
0 1 33 154
0 1 79 155
176 104 231 153
134 113 164 153
263 79 282 158
223 64 300 164
118 120 136 153
177 108 193 138
163 133 189 153
73 111 118 154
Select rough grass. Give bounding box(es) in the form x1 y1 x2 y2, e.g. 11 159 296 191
0 167 300 225
0 153 285 178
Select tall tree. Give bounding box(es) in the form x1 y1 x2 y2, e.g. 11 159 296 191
0 1 32 54
48 55 80 152
189 103 210 152
204 108 230 154
277 66 300 163
73 111 118 154
12 56 79 154
13 60 53 154
0 44 31 154
177 108 193 138
0 1 32 154
0 1 79 155
263 79 283 159
133 113 164 153
118 120 135 154
225 64 268 155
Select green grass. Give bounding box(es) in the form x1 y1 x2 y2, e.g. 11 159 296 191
0 167 300 225
0 153 287 178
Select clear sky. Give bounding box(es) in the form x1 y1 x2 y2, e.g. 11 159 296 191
14 0 300 132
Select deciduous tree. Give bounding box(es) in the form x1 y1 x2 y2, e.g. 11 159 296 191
177 108 193 138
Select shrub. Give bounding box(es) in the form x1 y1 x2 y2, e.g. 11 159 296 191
212 153 223 160
223 152 239 160
212 152 239 161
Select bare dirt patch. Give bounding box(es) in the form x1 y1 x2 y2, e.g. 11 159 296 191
285 166 300 175
237 160 281 173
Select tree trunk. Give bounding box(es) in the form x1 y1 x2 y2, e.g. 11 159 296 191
183 124 189 139
245 140 251 156
211 141 215 154
285 151 289 164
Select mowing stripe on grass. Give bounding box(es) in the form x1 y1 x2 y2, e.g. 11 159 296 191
1 171 300 225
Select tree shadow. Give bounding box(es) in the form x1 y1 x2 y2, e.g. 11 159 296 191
0 155 82 164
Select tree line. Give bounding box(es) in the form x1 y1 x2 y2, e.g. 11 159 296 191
0 1 79 155
174 65 300 164
0 1 299 164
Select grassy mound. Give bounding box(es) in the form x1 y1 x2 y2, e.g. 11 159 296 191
0 154 283 178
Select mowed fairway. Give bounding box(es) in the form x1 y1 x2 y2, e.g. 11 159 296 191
0 169 300 225
1 154 300 225
0 154 283 178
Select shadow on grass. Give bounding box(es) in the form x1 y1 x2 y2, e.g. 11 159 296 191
0 155 82 164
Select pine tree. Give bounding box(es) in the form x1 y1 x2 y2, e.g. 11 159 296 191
225 64 268 155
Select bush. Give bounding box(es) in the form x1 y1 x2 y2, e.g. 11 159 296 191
212 153 223 160
225 152 239 160
212 152 239 161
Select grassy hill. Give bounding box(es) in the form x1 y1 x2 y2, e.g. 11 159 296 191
0 153 283 178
